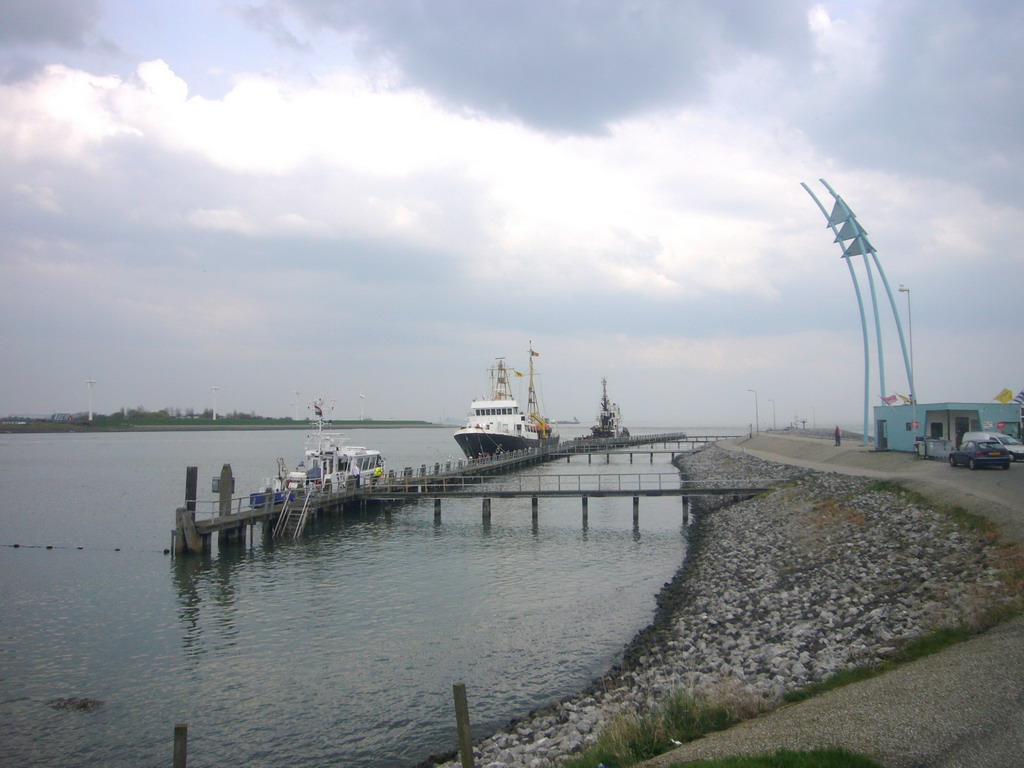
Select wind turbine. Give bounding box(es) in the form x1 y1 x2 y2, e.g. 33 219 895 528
86 380 96 421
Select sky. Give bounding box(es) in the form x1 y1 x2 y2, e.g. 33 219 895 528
2 0 1022 429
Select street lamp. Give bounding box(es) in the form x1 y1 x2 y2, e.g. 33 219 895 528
86 380 96 421
211 386 219 421
898 284 917 432
747 389 759 434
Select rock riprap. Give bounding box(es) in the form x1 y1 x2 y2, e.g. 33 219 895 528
429 445 1009 768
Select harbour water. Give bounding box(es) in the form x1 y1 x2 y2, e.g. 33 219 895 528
0 425 735 767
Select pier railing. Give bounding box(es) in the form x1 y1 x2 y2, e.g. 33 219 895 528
174 431 748 552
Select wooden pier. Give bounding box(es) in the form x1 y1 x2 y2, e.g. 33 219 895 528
172 432 748 554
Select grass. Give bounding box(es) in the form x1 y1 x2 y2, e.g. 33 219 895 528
783 625 975 704
560 689 746 768
668 748 889 768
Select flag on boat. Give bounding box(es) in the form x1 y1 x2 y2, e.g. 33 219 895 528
881 394 898 406
531 350 539 357
314 403 323 416
993 388 1014 404
1015 389 1024 405
513 369 524 377
897 393 911 404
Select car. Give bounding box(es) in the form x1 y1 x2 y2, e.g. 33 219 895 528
960 431 1024 462
948 440 1012 470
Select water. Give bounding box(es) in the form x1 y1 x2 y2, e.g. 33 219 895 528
0 426 731 767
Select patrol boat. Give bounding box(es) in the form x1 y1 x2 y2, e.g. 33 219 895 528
258 400 386 496
454 346 559 459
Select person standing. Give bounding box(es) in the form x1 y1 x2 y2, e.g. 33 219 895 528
834 426 841 446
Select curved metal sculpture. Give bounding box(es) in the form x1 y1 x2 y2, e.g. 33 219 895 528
802 179 915 445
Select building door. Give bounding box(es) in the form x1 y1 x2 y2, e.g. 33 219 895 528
955 417 970 447
875 419 888 450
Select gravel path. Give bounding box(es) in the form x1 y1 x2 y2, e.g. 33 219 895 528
424 444 1017 768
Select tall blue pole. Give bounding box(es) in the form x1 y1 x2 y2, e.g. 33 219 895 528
803 179 916 447
802 182 872 445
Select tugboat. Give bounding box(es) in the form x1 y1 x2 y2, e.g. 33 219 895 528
590 377 629 439
454 345 559 459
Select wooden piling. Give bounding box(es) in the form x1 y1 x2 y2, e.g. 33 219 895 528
581 496 588 524
482 498 491 522
633 496 640 523
173 723 187 768
453 682 475 768
531 496 538 521
185 467 197 513
218 464 233 515
434 498 442 521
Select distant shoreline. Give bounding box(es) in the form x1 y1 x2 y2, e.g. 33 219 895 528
0 422 451 434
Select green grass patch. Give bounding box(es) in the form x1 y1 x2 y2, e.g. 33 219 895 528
784 624 977 704
561 690 742 768
668 747 888 768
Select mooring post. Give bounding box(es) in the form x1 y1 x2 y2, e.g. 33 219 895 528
581 496 588 524
453 682 475 768
185 467 198 513
173 723 187 768
682 496 690 524
629 452 633 464
633 496 640 523
434 498 442 522
218 464 233 516
482 498 491 522
531 496 539 521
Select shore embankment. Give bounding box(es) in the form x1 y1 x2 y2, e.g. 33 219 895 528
429 442 1017 768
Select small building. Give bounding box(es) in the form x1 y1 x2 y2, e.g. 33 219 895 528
873 401 1022 456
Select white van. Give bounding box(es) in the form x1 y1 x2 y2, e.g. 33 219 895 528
960 432 1024 462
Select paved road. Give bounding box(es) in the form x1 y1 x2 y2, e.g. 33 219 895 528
638 433 1024 768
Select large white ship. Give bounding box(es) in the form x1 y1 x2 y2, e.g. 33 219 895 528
454 346 559 459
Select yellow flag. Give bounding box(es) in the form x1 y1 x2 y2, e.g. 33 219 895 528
994 388 1014 404
513 369 525 377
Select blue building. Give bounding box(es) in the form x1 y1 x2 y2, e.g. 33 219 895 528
873 401 1022 454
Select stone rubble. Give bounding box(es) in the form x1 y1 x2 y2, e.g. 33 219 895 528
427 445 1009 768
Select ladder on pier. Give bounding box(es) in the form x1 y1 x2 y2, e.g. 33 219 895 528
273 490 319 539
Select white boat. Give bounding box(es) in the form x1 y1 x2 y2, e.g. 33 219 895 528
590 377 629 439
454 345 559 459
255 400 386 501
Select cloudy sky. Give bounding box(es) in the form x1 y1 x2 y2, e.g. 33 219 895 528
2 0 1021 428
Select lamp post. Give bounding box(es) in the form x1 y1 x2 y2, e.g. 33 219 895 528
747 389 759 434
86 380 96 422
211 387 219 421
898 284 917 433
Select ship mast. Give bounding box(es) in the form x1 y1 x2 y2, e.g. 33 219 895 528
489 357 513 400
526 342 550 437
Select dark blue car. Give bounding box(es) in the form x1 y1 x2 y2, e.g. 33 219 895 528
948 440 1012 470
